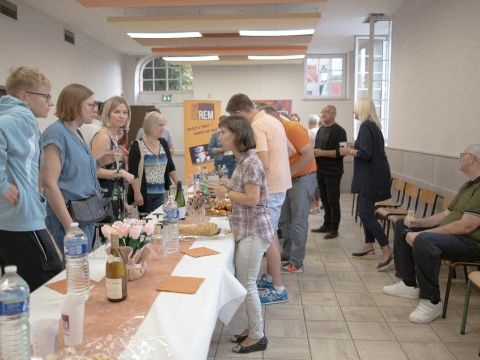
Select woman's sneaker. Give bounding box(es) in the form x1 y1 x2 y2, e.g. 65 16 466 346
259 288 288 305
256 273 273 289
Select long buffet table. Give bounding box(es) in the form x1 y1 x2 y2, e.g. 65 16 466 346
30 216 246 359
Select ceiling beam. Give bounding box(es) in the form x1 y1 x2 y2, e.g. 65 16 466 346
152 45 308 55
108 12 320 33
78 0 326 8
134 34 312 47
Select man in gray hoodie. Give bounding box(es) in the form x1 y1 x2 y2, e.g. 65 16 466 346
0 66 62 291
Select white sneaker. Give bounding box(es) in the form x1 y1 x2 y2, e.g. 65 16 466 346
409 299 443 323
383 281 420 299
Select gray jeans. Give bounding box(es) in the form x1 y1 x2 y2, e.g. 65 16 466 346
235 236 269 339
280 173 317 266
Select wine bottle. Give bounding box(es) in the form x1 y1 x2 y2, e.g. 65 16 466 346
175 181 186 220
106 231 127 302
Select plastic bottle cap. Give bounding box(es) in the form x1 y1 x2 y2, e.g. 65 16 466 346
4 265 17 273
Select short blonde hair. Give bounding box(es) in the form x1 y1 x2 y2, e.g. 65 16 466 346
354 98 382 129
101 96 131 131
55 84 93 122
143 111 167 136
5 66 51 96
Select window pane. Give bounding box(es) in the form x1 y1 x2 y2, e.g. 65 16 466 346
143 68 153 79
145 59 154 68
143 81 153 91
155 68 166 79
155 80 166 91
168 80 180 91
154 58 165 67
304 54 346 98
168 66 181 80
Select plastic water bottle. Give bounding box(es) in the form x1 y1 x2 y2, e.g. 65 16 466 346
0 265 30 360
163 195 179 254
221 164 229 179
64 223 90 300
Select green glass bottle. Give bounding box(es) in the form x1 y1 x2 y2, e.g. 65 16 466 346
175 181 186 219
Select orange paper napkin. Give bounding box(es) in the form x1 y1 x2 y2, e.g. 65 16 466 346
157 276 205 294
46 278 98 294
182 247 220 258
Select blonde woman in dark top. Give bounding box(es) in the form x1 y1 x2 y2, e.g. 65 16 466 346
341 98 393 270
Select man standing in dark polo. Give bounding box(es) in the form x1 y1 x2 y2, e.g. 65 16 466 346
311 105 347 239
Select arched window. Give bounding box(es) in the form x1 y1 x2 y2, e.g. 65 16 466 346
140 57 193 92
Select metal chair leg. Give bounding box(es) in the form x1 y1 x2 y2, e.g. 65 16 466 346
442 266 455 318
461 279 472 335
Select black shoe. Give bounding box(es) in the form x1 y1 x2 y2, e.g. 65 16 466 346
232 336 268 353
352 249 375 259
311 225 331 233
324 230 339 239
376 254 394 272
230 334 248 343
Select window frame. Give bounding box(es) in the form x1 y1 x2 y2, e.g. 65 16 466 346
140 57 193 93
304 54 347 100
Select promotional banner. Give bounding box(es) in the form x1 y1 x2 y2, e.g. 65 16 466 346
183 100 221 180
253 99 292 118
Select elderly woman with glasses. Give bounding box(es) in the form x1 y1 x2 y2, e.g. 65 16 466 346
41 84 109 255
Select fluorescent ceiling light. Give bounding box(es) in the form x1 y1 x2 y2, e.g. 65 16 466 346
163 55 220 62
240 29 314 37
127 32 202 39
248 55 305 60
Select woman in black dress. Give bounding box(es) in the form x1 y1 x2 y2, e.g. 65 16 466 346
341 98 393 271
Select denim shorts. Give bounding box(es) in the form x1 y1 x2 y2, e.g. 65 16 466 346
268 192 286 231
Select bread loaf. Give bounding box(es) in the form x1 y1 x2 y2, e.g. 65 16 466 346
179 222 219 236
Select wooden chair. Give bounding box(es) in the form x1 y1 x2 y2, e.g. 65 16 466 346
375 183 420 233
375 178 406 209
461 271 480 335
443 261 480 319
384 188 438 239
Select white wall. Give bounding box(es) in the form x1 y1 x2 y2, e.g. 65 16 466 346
389 0 480 156
0 0 124 131
192 63 355 139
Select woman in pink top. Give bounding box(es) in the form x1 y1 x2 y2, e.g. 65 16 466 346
210 115 273 354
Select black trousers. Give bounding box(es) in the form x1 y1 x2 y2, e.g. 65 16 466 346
316 174 342 230
357 194 389 247
394 219 480 302
0 229 63 292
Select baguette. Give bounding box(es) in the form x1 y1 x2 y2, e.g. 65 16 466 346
179 222 219 236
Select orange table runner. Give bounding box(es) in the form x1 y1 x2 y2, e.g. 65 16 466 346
55 239 194 357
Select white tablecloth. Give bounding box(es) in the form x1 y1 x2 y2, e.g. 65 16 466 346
30 217 246 360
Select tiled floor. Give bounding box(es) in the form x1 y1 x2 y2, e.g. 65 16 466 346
208 194 480 360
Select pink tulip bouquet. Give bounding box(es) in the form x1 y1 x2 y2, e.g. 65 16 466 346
101 219 156 280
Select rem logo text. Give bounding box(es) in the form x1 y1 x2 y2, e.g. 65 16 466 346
193 103 215 120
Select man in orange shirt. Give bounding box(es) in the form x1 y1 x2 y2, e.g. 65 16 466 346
262 107 317 273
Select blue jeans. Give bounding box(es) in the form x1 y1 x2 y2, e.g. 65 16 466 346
394 219 480 302
267 192 286 231
45 204 94 260
280 173 317 266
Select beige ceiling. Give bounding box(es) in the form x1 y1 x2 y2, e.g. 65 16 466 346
75 0 324 65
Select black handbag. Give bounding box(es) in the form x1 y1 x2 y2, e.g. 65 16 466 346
67 196 113 226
